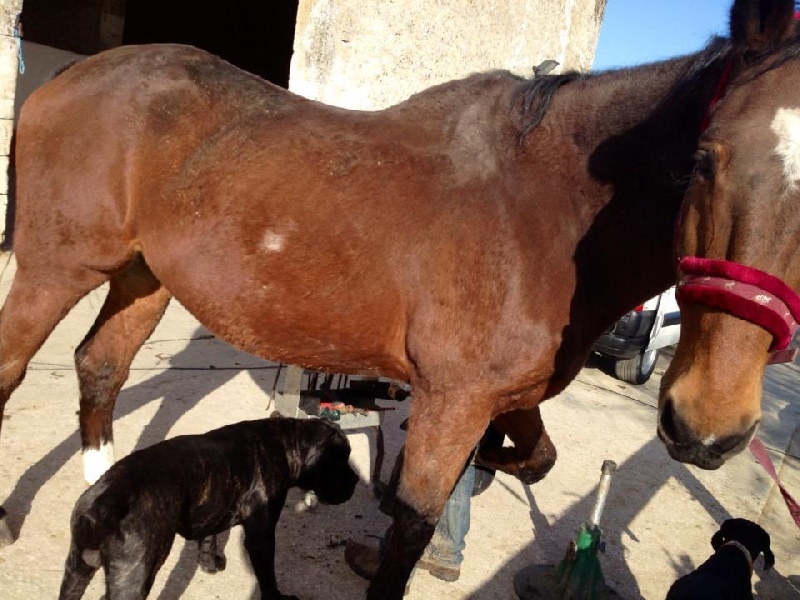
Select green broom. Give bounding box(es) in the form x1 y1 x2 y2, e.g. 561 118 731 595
514 460 619 599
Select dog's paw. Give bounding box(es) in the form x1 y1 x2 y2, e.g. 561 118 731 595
294 491 319 513
198 552 226 574
0 507 16 548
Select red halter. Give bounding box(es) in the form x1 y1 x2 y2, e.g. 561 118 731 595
676 44 800 364
698 58 732 133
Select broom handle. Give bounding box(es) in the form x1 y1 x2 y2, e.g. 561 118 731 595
587 459 618 529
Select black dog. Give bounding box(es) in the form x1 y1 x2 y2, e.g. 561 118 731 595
59 417 359 600
666 518 775 599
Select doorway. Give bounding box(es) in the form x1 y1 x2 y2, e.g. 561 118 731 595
122 0 299 88
19 0 300 87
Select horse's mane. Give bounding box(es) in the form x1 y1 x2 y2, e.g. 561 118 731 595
512 30 800 141
513 71 587 139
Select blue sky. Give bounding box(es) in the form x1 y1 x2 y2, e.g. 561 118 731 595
592 1 731 70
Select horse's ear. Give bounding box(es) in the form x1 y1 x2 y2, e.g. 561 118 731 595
729 0 796 56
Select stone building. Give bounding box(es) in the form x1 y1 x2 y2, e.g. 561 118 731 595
0 0 606 244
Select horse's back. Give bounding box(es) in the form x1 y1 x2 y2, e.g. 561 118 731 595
13 44 418 376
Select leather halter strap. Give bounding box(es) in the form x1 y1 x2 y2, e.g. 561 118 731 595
749 436 800 528
699 57 733 133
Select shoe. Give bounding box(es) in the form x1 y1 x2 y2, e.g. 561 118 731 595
417 556 461 582
345 542 461 584
344 542 413 595
344 542 381 580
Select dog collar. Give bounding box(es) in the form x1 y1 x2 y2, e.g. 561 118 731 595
721 540 753 576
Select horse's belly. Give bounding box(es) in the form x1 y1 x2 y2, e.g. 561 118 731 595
145 239 412 380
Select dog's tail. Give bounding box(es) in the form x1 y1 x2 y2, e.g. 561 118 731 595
59 491 125 600
71 484 131 566
58 539 100 600
71 515 104 570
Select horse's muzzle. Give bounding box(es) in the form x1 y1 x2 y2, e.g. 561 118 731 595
657 397 759 470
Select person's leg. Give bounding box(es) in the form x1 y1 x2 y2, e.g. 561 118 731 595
417 463 475 580
348 460 475 583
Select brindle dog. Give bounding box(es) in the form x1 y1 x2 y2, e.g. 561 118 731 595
58 417 358 600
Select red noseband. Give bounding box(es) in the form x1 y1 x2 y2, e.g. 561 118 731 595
677 257 800 359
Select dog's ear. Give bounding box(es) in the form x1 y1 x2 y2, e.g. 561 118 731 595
296 420 349 470
711 529 725 551
762 546 775 571
760 527 775 571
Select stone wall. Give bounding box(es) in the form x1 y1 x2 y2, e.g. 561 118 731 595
0 0 21 248
291 0 606 109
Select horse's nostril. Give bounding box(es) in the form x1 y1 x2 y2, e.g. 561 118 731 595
708 420 758 456
660 397 677 441
659 396 693 446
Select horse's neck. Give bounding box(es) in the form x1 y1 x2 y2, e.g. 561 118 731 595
550 54 721 333
574 56 707 146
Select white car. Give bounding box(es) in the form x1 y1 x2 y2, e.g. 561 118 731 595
591 287 681 384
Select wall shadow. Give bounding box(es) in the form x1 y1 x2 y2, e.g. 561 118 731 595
2 327 278 542
2 325 386 599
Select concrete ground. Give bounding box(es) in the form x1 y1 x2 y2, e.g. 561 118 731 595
0 253 797 599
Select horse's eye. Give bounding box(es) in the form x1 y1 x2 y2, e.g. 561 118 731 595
693 149 716 181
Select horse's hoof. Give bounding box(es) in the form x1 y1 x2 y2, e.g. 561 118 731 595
517 459 556 485
476 445 557 486
295 490 318 513
0 506 16 548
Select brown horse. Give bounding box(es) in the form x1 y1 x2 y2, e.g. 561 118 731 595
2 0 800 597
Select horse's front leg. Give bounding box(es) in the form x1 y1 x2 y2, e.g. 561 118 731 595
366 391 488 600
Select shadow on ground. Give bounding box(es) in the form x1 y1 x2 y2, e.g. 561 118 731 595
467 437 798 600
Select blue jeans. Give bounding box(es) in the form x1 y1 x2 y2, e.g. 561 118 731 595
381 462 475 568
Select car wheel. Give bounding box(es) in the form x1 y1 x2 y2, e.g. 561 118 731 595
614 348 659 385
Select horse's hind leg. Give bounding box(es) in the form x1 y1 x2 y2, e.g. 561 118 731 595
0 269 108 545
0 272 103 418
75 256 171 484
